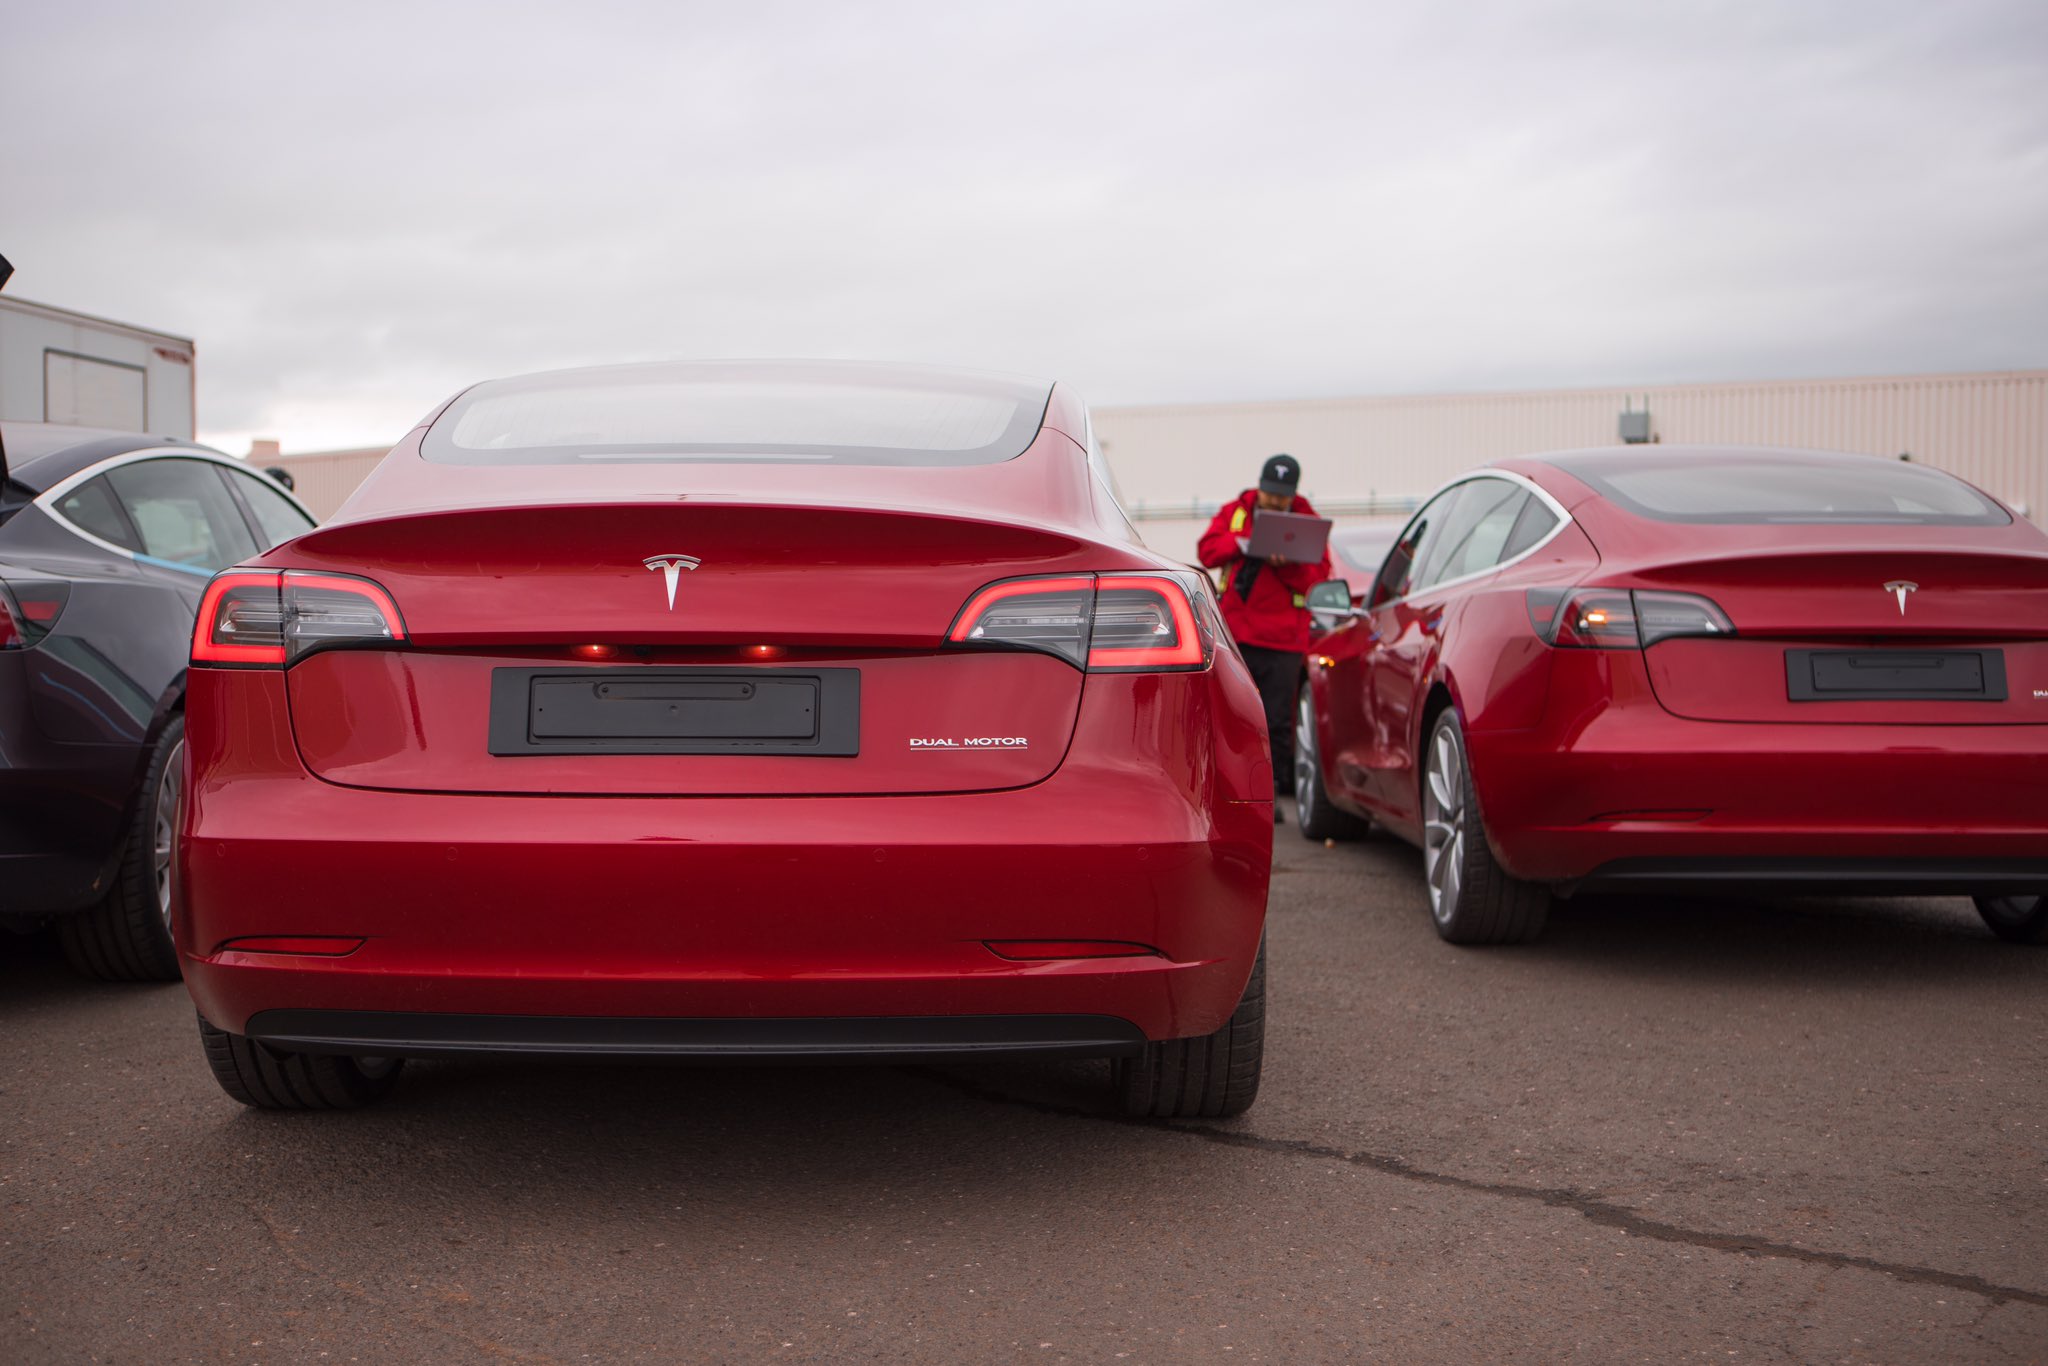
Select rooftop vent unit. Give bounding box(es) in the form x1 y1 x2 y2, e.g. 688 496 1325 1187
1618 397 1652 444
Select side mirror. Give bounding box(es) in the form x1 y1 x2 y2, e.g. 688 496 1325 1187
1306 580 1353 612
1306 579 1360 632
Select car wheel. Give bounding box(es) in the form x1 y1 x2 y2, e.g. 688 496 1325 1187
1294 684 1368 842
1115 940 1264 1118
1973 895 2048 945
197 1014 405 1109
58 715 185 982
1421 709 1548 945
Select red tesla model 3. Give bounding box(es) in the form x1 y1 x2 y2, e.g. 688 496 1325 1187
1295 447 2048 945
175 362 1275 1114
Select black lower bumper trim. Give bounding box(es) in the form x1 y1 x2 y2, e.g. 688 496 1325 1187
1567 857 2048 898
241 1010 1148 1062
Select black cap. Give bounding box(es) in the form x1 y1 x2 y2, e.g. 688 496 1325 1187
1258 453 1300 496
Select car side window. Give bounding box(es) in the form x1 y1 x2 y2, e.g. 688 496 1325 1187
55 476 141 550
223 466 316 549
1499 497 1561 562
105 459 259 571
1418 481 1529 591
1369 489 1455 608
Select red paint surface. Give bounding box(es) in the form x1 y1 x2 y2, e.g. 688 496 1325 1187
179 667 1270 1038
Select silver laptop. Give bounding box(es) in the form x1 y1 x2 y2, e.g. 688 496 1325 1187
1245 509 1332 563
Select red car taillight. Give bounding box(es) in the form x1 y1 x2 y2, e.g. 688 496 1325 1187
192 570 407 667
1532 588 1734 649
948 572 1214 672
0 575 69 649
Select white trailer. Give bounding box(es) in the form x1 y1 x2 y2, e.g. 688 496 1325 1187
0 296 195 440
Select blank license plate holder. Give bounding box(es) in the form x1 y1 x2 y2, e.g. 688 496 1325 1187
1785 649 2006 702
488 667 860 755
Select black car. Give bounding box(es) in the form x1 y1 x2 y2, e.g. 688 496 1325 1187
0 423 315 978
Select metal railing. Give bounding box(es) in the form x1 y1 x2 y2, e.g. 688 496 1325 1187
1123 494 1423 522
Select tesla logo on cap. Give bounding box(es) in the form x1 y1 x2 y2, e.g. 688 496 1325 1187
1883 580 1918 615
643 554 701 610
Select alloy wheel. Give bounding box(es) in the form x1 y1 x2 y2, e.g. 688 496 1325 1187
1422 723 1464 923
1293 692 1318 822
154 740 184 928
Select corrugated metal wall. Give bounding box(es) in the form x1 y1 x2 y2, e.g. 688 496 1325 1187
263 447 388 520
1094 370 2048 526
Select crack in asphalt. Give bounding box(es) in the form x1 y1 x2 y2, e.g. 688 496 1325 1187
915 1069 2048 1311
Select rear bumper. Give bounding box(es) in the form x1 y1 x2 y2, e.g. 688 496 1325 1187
1469 695 2048 888
177 665 1275 1045
1567 856 2048 898
242 1010 1145 1062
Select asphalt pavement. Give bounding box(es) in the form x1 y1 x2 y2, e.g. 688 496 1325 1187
4 812 2045 1363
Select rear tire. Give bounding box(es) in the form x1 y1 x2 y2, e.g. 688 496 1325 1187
59 715 184 982
1421 709 1548 945
1974 895 2048 945
1294 684 1368 841
197 1014 404 1109
1115 941 1265 1118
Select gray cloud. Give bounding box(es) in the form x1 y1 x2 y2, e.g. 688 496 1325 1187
3 0 2044 450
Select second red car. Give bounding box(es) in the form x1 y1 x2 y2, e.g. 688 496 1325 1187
1297 446 2048 945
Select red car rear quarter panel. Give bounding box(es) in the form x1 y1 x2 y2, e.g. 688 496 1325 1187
177 665 1270 1041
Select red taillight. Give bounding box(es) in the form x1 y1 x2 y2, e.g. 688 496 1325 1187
192 570 407 668
1089 575 1207 671
949 576 1095 666
1551 590 1640 649
1535 588 1735 649
0 575 70 649
193 572 287 665
1632 591 1735 646
948 573 1213 673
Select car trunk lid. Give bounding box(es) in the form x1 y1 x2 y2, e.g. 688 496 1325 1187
277 501 1104 793
1633 546 2048 724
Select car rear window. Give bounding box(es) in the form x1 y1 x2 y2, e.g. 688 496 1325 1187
421 362 1051 467
1549 453 2009 526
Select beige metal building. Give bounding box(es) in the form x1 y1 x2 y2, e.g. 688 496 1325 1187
247 440 388 520
1095 369 2046 563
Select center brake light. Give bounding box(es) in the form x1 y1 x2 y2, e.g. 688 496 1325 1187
192 570 407 667
948 572 1215 672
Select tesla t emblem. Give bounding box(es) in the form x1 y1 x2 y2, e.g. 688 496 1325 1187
1883 580 1918 615
643 554 701 610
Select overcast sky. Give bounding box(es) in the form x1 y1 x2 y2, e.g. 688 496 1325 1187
4 0 2045 453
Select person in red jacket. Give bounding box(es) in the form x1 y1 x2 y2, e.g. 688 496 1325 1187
1198 454 1333 818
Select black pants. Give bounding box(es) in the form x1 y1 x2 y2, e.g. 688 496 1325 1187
1237 644 1301 799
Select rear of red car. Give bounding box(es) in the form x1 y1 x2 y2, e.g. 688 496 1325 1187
175 363 1274 1112
1467 450 2048 910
